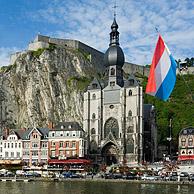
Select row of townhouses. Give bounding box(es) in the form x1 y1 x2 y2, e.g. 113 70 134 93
0 122 87 166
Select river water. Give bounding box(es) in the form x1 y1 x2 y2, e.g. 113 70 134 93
0 181 194 194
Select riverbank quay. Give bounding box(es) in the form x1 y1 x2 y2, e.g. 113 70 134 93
27 177 194 186
0 177 33 182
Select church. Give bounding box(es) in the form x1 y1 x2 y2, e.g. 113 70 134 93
83 17 156 165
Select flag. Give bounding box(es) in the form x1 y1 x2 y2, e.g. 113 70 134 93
146 35 177 101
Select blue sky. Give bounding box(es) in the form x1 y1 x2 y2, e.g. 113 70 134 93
0 0 194 66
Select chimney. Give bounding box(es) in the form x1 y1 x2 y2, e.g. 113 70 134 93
48 121 54 129
4 128 10 139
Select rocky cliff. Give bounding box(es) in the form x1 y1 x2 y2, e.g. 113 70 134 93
0 44 104 128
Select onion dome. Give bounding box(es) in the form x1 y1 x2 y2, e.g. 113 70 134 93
104 18 125 67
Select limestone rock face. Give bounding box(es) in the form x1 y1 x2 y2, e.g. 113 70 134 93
0 46 104 128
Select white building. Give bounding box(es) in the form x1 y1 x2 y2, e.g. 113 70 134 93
83 18 143 165
0 130 23 164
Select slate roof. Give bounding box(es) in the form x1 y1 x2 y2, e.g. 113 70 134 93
179 127 194 135
22 127 49 140
52 121 83 132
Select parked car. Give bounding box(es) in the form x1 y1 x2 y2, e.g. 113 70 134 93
4 171 15 177
189 174 194 181
141 174 156 181
125 173 137 180
31 172 41 177
61 172 82 179
112 173 123 179
104 173 113 179
169 175 178 181
16 170 26 177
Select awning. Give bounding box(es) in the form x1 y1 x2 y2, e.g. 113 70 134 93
178 155 194 160
0 160 22 164
48 159 91 165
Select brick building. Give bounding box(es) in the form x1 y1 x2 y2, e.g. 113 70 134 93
48 122 87 160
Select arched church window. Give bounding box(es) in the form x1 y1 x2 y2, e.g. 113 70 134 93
110 68 115 76
128 110 132 117
129 90 132 96
104 117 119 139
181 138 186 146
92 113 96 120
126 137 134 153
127 126 134 133
92 93 96 100
91 128 95 135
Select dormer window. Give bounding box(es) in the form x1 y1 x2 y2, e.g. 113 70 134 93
92 83 97 89
129 79 134 86
61 125 64 129
68 125 72 129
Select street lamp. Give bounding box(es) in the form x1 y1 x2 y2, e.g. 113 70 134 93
167 118 172 160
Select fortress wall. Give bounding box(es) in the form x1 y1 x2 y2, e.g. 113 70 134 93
34 35 50 43
123 62 150 77
77 41 104 71
28 41 49 51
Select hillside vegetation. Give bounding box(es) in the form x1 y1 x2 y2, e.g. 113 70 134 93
142 74 194 144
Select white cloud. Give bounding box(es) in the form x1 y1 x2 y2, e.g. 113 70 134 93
27 0 194 65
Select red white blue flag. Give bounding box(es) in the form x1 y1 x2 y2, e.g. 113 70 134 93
146 35 177 101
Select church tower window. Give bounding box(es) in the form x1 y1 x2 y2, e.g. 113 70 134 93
92 94 96 100
92 113 96 120
128 90 132 96
128 110 132 117
110 81 115 86
110 68 115 76
91 128 95 135
126 137 134 153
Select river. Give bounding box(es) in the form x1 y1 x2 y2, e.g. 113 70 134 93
0 181 194 194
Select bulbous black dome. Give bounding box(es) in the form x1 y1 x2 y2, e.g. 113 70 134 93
104 45 125 67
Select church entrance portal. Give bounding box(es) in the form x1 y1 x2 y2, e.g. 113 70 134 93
101 142 119 166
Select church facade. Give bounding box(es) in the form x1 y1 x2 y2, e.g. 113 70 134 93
83 18 144 165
